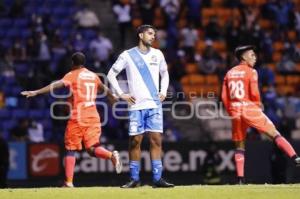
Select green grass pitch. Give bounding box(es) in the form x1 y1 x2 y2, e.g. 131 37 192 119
1 185 300 199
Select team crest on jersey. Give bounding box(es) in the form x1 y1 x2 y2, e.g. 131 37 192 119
151 55 157 62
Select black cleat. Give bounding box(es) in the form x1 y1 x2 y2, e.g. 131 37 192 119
121 179 141 188
152 178 174 188
295 157 300 167
237 177 245 185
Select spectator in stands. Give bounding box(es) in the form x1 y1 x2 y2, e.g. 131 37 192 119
262 86 280 126
0 51 15 77
51 98 69 142
277 93 300 138
0 91 5 109
225 19 241 51
28 119 45 143
198 40 223 74
260 31 274 63
277 42 297 73
10 118 29 141
242 6 259 31
186 0 201 28
205 16 222 40
74 4 100 30
160 0 180 21
294 6 300 39
72 33 86 52
155 28 168 49
9 0 24 18
257 64 275 87
89 30 113 73
179 22 199 61
113 0 132 48
0 133 9 188
137 0 157 25
9 38 27 61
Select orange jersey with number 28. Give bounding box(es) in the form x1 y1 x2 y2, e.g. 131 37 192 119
221 63 261 113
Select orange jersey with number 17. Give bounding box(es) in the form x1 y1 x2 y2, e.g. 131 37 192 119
221 63 261 114
61 67 101 124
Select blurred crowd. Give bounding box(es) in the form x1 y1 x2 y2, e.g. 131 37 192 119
0 0 300 143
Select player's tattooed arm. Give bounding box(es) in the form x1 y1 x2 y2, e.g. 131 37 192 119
21 80 65 98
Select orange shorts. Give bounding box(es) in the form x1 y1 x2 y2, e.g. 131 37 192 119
230 106 276 141
65 119 101 150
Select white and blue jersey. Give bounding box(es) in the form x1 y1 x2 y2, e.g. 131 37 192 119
107 47 169 135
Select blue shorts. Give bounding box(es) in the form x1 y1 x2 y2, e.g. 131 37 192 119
128 107 163 136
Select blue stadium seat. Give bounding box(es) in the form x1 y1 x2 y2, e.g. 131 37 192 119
0 29 6 38
12 109 28 119
2 120 17 132
1 130 10 140
63 0 75 6
52 7 67 17
0 39 13 49
82 29 97 40
11 86 22 97
41 119 52 131
6 28 20 38
0 18 13 28
0 109 12 119
36 7 51 15
60 19 73 29
14 62 30 75
20 29 32 39
44 109 51 119
4 76 17 86
44 130 52 141
29 109 45 119
14 18 29 28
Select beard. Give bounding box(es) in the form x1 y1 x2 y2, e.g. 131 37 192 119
142 39 152 47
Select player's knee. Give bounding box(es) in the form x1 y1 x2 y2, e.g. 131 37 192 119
129 137 142 150
65 150 76 156
150 137 162 148
86 147 96 157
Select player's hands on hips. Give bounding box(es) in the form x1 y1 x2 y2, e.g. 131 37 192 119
21 91 38 98
120 93 136 105
158 93 166 102
108 94 118 105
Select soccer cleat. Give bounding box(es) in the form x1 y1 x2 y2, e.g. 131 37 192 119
237 177 245 185
62 181 74 188
111 151 122 174
152 178 174 188
121 179 141 188
295 157 300 167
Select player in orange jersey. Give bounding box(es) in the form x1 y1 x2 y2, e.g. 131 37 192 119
221 45 300 184
21 52 122 187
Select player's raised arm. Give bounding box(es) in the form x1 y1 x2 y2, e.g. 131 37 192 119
21 80 65 98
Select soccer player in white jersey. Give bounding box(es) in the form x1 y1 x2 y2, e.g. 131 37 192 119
107 24 174 188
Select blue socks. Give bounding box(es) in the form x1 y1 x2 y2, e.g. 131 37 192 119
152 160 162 182
130 160 163 182
129 161 140 181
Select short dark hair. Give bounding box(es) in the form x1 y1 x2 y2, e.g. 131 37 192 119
234 45 256 61
71 52 85 66
136 24 156 38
